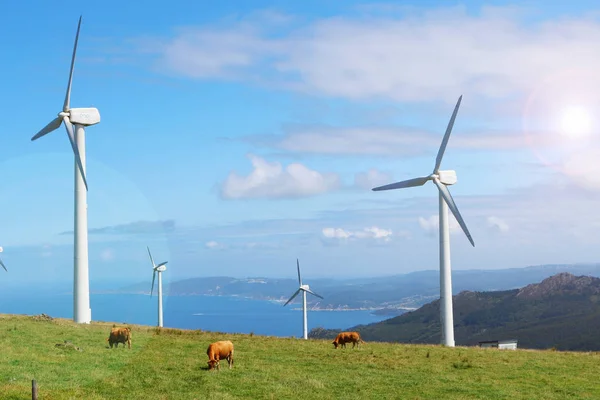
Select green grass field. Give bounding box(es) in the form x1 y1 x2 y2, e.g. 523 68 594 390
1 313 599 399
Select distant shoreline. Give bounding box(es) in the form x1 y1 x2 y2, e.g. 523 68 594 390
89 290 415 315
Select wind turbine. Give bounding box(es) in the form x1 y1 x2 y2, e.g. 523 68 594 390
372 95 475 348
283 259 324 340
148 247 168 328
0 247 6 272
31 16 99 324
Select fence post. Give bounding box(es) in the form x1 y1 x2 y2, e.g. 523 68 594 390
32 379 38 400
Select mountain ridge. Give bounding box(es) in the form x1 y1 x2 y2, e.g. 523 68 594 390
309 272 600 351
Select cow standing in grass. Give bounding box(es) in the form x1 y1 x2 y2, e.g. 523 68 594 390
206 340 234 370
332 331 365 349
107 326 132 349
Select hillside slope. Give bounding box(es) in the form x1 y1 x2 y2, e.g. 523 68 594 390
312 273 600 351
1 313 600 399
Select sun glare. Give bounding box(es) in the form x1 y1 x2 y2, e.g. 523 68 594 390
560 106 592 138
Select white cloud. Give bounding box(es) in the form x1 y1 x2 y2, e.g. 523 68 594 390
246 124 568 157
487 216 509 233
220 154 341 199
270 126 437 156
161 30 264 79
143 6 600 102
205 241 224 249
562 149 600 191
418 215 460 237
322 227 352 239
322 226 394 242
354 168 394 190
357 227 393 240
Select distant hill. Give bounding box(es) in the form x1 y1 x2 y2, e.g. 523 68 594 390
309 273 600 351
110 263 600 314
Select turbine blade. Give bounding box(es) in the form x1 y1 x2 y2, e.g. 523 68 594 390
63 117 88 191
296 259 302 285
147 246 156 268
372 177 429 191
64 16 82 112
157 261 168 268
433 178 475 247
305 288 324 299
0 258 6 272
283 289 301 306
151 270 156 296
433 95 462 174
31 116 63 141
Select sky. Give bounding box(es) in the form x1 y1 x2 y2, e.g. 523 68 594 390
1 0 600 285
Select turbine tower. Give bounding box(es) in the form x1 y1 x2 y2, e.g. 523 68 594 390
0 247 6 272
31 16 99 324
283 259 324 340
148 247 168 328
372 95 475 347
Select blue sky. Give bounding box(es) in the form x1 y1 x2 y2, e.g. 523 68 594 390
1 0 600 286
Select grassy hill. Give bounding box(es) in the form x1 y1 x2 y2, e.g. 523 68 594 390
314 273 600 351
2 314 600 399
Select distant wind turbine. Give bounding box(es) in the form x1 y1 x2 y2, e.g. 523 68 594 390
0 247 6 272
31 16 100 324
372 95 475 347
283 259 324 340
148 247 168 328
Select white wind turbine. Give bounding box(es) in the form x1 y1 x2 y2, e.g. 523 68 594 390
283 259 324 340
0 247 6 272
372 95 475 347
148 247 168 328
31 16 99 324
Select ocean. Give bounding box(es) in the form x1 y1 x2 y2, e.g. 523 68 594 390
0 291 389 337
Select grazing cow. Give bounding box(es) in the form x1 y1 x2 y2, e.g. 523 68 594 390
206 340 234 371
107 325 132 349
332 331 365 349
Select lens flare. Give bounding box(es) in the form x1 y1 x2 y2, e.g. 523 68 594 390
560 106 592 138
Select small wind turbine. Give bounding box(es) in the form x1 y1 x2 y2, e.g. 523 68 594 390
372 95 475 348
0 247 6 272
148 247 168 328
283 259 324 340
31 16 99 324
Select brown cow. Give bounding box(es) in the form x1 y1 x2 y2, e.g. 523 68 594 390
206 340 234 371
332 331 365 349
107 325 132 349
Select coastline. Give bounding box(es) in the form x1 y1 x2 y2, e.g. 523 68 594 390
90 290 416 315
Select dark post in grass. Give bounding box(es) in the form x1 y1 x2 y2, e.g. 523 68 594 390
32 380 38 400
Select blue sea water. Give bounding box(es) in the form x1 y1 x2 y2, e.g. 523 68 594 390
0 291 388 337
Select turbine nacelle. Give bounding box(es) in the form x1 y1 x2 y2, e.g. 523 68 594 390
300 284 310 291
68 107 101 126
155 264 167 272
0 246 6 272
436 170 457 186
